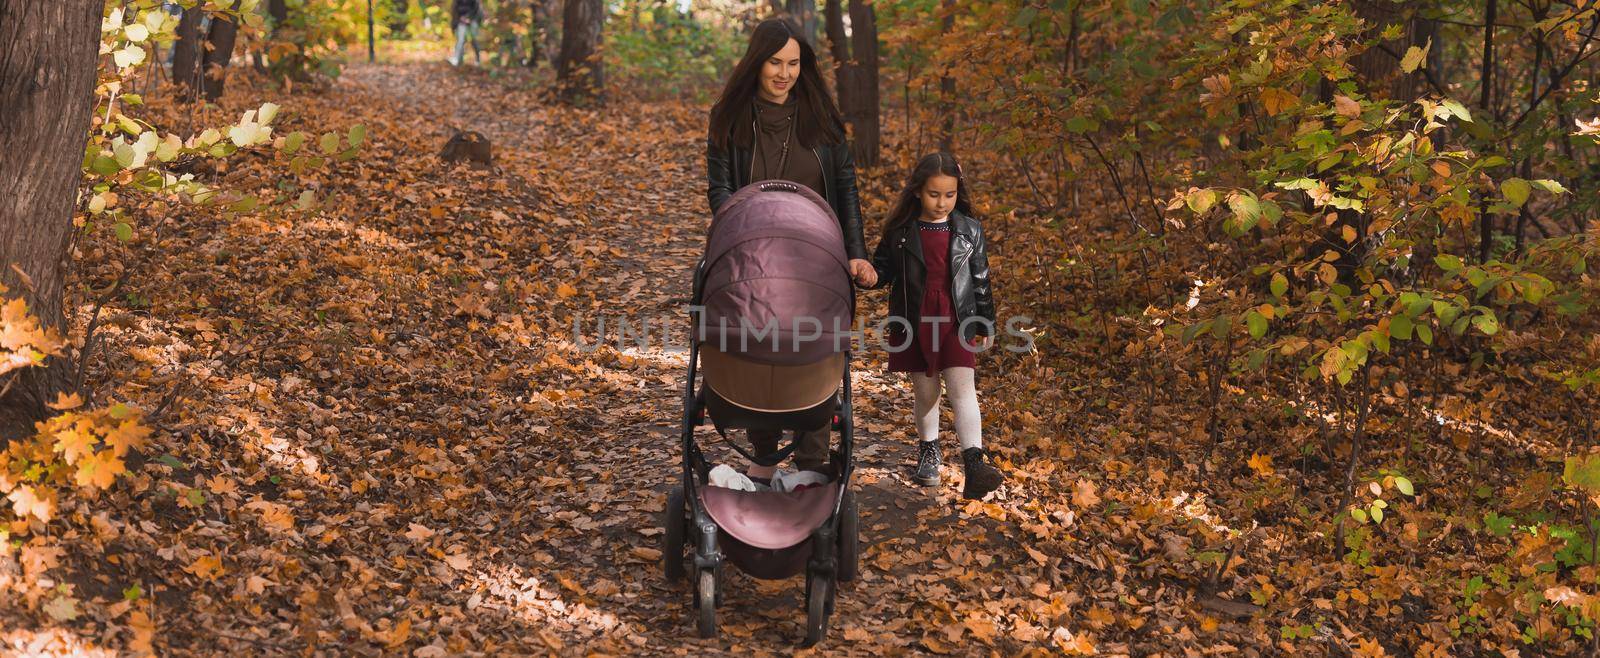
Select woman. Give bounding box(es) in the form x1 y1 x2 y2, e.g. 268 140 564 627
705 18 875 482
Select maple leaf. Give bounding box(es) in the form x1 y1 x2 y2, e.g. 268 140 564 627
47 391 84 410
7 485 54 522
43 594 80 621
1072 479 1101 508
74 449 126 489
186 555 224 580
54 419 100 465
1247 452 1274 477
103 418 151 457
127 610 157 655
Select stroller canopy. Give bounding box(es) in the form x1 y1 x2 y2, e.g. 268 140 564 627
698 182 852 413
700 182 853 365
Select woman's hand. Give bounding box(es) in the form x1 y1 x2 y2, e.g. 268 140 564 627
978 335 994 350
849 259 877 287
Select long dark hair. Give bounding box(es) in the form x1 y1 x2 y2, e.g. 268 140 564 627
708 18 844 151
881 152 974 239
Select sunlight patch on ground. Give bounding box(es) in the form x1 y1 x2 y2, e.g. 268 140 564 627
460 562 640 645
1 628 116 657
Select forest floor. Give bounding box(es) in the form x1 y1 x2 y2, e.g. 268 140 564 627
4 49 1570 658
2 55 1116 656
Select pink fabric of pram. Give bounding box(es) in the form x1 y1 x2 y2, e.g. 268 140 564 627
699 483 839 550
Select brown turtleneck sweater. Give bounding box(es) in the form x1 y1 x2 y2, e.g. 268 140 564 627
751 95 826 199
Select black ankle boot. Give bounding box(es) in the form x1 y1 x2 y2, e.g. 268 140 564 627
913 441 941 486
961 447 1003 500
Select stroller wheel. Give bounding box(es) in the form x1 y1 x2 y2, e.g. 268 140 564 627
803 571 832 647
695 568 718 638
838 491 859 583
662 486 687 582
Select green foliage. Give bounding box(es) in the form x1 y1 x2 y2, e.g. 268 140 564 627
604 4 745 102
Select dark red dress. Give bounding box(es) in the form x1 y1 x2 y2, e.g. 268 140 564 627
887 220 979 376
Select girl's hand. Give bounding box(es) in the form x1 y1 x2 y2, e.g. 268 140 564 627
849 259 877 287
977 335 994 350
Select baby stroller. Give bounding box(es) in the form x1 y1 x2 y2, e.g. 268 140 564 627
661 181 861 646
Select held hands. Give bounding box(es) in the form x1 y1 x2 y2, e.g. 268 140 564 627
849 259 877 287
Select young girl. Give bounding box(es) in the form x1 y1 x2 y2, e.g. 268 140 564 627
869 153 1003 500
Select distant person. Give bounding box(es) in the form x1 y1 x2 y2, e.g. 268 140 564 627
448 0 484 67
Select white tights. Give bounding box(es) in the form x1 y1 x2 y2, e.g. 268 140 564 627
911 367 982 451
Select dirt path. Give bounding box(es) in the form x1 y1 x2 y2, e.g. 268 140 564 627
4 57 1069 657
328 61 1034 654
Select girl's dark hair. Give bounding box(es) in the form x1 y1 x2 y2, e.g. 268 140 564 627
881 152 973 239
708 18 844 151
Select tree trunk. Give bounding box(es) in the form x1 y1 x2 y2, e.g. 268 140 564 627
786 0 819 46
541 0 564 69
846 0 880 166
256 0 289 71
556 0 604 103
389 0 410 35
1349 0 1434 100
0 0 101 428
527 0 544 68
172 6 206 93
938 0 955 152
1477 0 1497 263
201 2 244 101
823 0 851 118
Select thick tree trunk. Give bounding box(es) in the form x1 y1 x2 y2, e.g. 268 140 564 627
555 0 604 103
0 0 101 428
172 6 206 92
823 0 854 122
201 2 244 101
846 0 880 166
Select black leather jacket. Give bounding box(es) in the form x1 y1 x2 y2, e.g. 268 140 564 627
868 210 996 341
705 133 868 261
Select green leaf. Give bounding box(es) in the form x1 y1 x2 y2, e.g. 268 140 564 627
348 124 367 147
1501 178 1531 207
1389 314 1413 340
1270 272 1288 298
113 222 133 242
185 488 206 507
1416 323 1434 345
1471 312 1499 336
1434 254 1463 272
230 195 259 213
1352 507 1368 523
157 455 184 469
1186 188 1217 214
319 132 340 154
1565 454 1600 493
1530 179 1567 194
1484 511 1513 537
1370 506 1384 524
108 403 132 419
1247 311 1267 339
1439 99 1471 123
283 131 307 154
1395 476 1414 496
122 584 143 601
